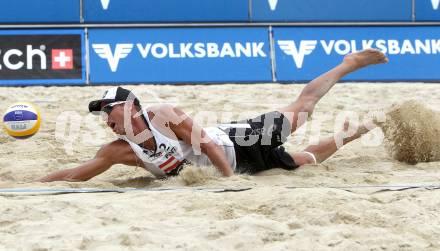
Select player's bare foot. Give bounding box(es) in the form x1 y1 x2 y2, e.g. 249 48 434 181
343 48 389 72
336 120 376 144
341 119 374 141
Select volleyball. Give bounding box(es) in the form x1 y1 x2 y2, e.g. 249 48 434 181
2 102 41 139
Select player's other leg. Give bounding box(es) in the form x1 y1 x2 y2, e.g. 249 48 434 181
278 49 388 134
292 120 374 166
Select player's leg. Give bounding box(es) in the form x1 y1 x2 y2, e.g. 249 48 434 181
291 120 373 166
278 49 388 134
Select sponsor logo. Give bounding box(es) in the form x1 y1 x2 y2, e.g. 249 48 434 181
0 45 47 71
277 40 317 68
279 39 440 68
93 42 267 72
0 35 82 80
268 0 279 11
52 49 73 70
93 44 133 72
432 0 440 10
100 0 110 10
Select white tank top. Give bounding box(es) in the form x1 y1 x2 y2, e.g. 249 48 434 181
120 109 236 178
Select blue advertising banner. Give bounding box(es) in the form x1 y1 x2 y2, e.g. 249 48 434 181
252 0 412 22
273 26 440 82
88 28 272 84
416 0 440 21
0 30 86 86
84 0 248 23
0 0 79 23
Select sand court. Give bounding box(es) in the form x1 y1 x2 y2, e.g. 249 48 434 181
1 83 440 250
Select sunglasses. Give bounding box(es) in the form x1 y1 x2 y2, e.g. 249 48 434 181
101 101 127 115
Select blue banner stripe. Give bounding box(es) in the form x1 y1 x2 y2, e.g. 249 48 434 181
0 0 79 23
415 0 440 21
0 0 436 23
252 0 412 22
83 0 248 23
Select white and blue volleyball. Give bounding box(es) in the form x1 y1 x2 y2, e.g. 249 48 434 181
3 103 41 139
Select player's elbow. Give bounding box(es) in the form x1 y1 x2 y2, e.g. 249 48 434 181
200 141 219 155
95 141 123 165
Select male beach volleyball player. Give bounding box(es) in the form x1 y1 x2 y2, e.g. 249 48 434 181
40 49 388 182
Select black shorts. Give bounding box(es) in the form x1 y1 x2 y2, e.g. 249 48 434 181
221 111 298 174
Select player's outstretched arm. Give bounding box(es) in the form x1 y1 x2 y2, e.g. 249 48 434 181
39 140 138 182
38 157 112 182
